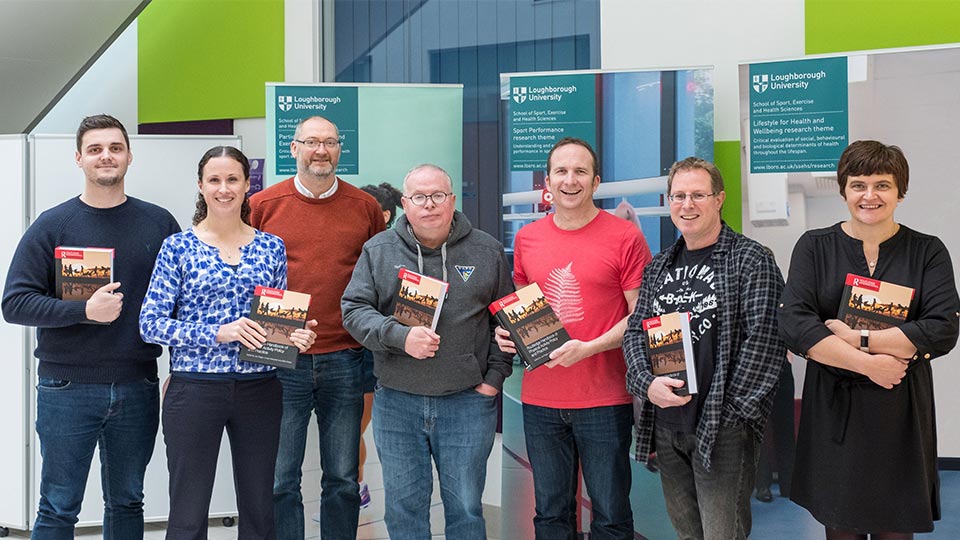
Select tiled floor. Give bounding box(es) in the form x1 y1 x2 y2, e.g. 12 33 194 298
6 424 959 539
5 425 501 540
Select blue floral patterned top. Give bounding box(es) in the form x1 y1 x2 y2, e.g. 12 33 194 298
139 228 287 374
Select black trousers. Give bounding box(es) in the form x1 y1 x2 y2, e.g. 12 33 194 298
756 362 796 497
162 374 282 540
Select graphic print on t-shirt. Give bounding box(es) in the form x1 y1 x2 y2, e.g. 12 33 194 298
652 257 718 342
542 262 585 325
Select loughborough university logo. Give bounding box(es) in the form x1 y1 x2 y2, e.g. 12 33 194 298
752 74 769 93
512 87 528 104
278 95 293 112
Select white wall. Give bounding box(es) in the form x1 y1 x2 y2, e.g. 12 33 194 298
600 0 805 141
33 21 138 135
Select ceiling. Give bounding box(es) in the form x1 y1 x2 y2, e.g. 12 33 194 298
0 0 148 133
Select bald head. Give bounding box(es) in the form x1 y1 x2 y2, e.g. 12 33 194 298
403 164 452 194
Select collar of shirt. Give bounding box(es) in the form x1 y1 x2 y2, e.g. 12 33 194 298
294 175 338 199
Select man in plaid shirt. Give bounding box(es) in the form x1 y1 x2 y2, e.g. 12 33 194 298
623 157 785 540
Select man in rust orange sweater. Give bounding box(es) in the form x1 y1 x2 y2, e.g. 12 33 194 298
250 115 385 540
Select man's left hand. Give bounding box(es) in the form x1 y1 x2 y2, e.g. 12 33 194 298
474 382 499 396
545 339 593 368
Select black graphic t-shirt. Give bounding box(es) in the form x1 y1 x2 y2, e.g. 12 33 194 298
653 243 718 434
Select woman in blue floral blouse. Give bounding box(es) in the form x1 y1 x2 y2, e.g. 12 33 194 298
140 146 316 540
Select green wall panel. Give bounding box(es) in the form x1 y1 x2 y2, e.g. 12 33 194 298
806 0 960 54
714 140 741 233
138 0 284 123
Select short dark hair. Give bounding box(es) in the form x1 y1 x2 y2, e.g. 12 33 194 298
667 157 724 195
836 140 909 199
194 146 251 225
360 182 403 228
76 114 130 152
546 137 599 177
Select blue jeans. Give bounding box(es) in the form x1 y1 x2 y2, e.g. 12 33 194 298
522 403 634 540
273 349 363 540
33 377 160 540
373 385 497 540
655 422 759 540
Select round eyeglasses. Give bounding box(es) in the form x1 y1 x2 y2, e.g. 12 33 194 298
404 192 453 206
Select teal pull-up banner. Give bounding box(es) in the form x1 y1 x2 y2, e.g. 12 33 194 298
749 56 848 173
508 73 597 172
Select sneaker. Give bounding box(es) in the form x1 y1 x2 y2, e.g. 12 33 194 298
359 482 371 509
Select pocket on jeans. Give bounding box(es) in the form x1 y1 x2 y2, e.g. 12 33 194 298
37 378 70 390
143 375 160 385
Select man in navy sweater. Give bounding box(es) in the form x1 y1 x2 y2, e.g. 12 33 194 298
2 115 180 539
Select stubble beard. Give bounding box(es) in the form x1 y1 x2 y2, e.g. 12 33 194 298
92 174 122 187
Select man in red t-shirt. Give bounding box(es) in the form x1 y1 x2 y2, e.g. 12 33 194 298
250 116 385 540
496 137 652 539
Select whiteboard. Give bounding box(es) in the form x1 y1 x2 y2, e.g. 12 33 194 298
28 134 243 526
0 135 29 530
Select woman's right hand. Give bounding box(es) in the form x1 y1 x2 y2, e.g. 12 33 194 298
862 353 909 389
216 317 267 350
494 326 517 354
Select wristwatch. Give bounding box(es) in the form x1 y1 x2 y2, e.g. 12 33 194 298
859 329 870 353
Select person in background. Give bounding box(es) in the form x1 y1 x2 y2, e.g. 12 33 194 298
778 140 959 540
354 182 403 509
139 146 317 540
2 114 180 540
754 354 796 503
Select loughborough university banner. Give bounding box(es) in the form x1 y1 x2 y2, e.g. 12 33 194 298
265 83 463 201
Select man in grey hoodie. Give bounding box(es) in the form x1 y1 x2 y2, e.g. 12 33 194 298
342 163 514 540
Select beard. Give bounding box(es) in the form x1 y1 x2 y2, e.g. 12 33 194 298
92 174 122 187
307 161 334 178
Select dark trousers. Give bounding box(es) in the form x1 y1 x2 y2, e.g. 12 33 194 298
163 374 282 540
756 363 796 497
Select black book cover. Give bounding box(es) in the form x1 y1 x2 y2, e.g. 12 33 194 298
240 285 311 369
489 282 570 371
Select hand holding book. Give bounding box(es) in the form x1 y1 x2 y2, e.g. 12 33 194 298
290 320 319 353
84 282 123 324
647 376 693 408
217 316 268 350
405 326 440 359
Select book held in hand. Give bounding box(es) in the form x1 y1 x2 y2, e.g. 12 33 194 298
643 311 697 395
489 282 570 371
239 286 311 369
837 273 914 331
55 246 114 301
393 268 449 331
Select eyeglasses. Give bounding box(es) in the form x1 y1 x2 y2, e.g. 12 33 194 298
668 192 717 204
404 192 453 206
294 138 341 150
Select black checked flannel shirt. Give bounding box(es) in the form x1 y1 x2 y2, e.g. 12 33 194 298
624 223 786 471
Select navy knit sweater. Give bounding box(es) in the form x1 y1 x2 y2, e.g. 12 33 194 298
2 196 180 383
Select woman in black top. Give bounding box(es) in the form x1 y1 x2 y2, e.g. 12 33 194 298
778 140 959 540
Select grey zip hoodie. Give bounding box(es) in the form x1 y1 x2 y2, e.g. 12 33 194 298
341 211 514 396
